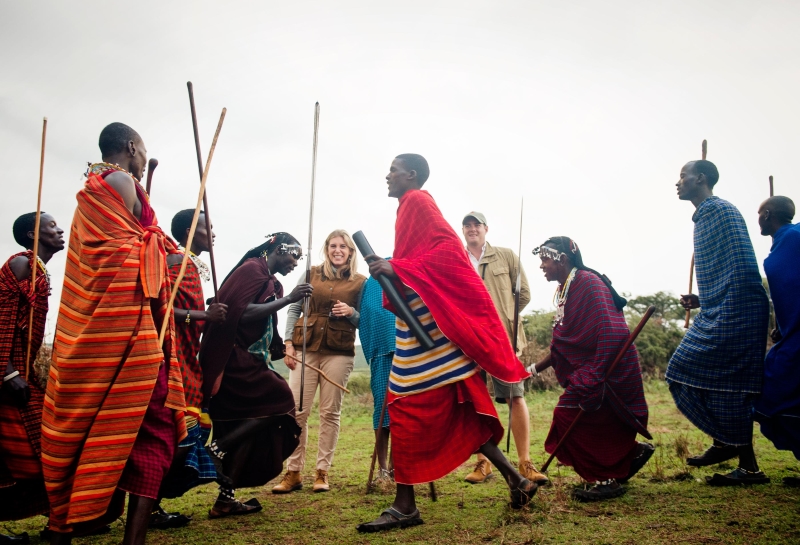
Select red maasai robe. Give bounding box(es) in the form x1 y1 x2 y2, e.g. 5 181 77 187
0 251 49 520
385 189 529 485
544 270 649 482
170 258 204 410
42 171 186 533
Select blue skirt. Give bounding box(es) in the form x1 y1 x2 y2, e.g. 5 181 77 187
669 381 756 446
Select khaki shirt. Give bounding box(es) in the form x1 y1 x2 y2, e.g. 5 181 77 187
472 242 530 353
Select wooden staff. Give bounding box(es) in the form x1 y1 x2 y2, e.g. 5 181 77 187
684 139 706 329
159 108 226 345
769 175 774 197
284 353 350 393
187 82 219 294
366 376 391 493
145 158 158 196
24 117 47 379
540 306 656 473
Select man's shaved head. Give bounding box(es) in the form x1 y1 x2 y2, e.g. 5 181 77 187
761 196 796 224
395 154 430 185
99 122 141 157
758 195 795 237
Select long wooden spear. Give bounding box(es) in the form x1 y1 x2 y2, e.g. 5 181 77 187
769 175 774 197
540 306 656 473
684 139 706 329
299 102 320 414
159 108 226 345
507 196 524 453
24 117 47 380
145 158 158 196
187 82 219 295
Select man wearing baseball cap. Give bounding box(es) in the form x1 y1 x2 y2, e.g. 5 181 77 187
461 212 548 486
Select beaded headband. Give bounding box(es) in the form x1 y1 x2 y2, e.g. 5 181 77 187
532 246 563 261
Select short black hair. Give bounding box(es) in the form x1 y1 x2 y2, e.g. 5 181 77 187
12 211 46 249
396 153 430 185
765 196 796 224
171 209 204 243
691 160 720 188
99 122 141 157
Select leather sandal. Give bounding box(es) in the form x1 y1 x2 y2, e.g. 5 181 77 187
510 478 537 509
356 507 424 533
618 442 655 484
705 468 770 486
208 498 263 519
150 506 192 529
686 444 738 467
572 479 626 502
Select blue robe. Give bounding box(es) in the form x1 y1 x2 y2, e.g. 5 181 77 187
360 276 396 429
755 223 800 458
667 196 769 445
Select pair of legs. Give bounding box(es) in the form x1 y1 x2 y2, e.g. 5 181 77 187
208 417 275 503
393 439 527 515
475 395 530 464
50 494 155 545
287 353 353 474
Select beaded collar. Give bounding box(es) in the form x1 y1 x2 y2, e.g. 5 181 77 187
86 162 141 183
180 247 211 282
552 267 578 328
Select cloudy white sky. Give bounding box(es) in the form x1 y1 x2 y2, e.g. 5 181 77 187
2 1 798 338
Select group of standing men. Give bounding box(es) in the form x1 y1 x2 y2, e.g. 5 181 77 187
0 120 797 541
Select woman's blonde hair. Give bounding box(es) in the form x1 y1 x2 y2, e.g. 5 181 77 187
320 229 359 281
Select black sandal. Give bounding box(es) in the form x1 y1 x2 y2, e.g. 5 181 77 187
705 468 770 486
356 507 424 533
208 498 262 519
572 479 626 502
618 442 655 484
510 478 537 509
687 444 738 467
150 506 192 529
783 476 800 487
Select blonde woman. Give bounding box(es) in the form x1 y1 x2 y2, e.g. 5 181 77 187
273 229 367 494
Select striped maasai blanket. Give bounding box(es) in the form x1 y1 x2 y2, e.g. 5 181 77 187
386 189 529 385
389 289 477 396
41 172 186 531
0 251 50 520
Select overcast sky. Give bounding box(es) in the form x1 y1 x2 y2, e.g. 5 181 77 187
2 1 798 339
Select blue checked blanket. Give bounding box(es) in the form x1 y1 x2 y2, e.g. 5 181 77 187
667 196 769 393
359 276 396 362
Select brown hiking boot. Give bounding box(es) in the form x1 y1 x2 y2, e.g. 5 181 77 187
313 469 330 492
464 459 493 484
271 470 302 494
519 460 549 486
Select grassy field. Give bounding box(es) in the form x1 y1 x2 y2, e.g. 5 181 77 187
7 378 800 544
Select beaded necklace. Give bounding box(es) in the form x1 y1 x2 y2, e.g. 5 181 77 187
181 247 211 282
552 267 578 328
37 256 51 292
86 161 141 183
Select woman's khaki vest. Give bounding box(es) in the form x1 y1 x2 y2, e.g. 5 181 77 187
292 266 366 355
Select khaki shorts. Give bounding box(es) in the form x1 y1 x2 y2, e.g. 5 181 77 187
491 376 525 401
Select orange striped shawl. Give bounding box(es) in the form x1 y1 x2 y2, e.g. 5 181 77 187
41 173 186 531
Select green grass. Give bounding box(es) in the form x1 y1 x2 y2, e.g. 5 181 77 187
6 380 800 544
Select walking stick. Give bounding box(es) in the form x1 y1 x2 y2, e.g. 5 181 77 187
25 117 47 380
284 354 350 393
299 102 320 414
145 158 158 196
366 377 391 493
540 305 656 473
769 175 774 197
684 139 706 329
187 82 219 295
507 197 524 453
159 108 226 345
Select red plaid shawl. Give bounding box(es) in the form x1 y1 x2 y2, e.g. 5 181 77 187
386 189 529 384
170 258 204 409
550 270 649 437
0 251 49 461
42 173 186 531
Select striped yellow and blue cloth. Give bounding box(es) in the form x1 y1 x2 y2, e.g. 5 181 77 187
389 288 477 396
